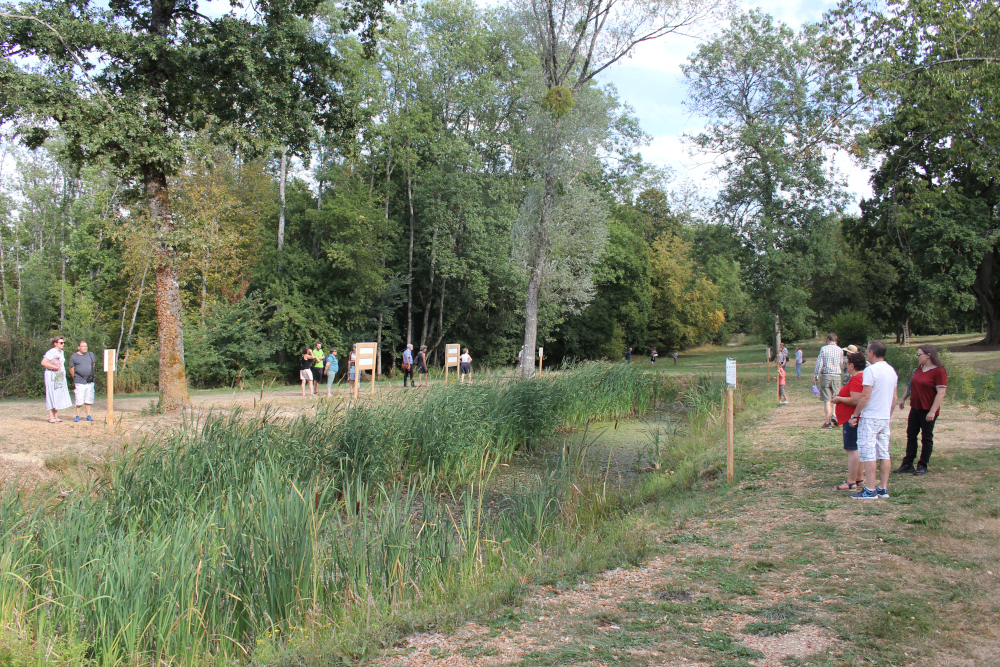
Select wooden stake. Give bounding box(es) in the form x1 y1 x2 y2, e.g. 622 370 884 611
726 388 734 483
106 368 114 426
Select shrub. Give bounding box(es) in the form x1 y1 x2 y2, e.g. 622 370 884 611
827 310 876 349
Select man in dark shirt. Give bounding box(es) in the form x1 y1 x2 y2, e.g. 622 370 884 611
68 340 98 422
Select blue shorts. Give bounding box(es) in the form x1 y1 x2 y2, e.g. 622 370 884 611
842 422 858 451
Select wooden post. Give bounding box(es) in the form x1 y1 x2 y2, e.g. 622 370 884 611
104 349 116 426
538 346 543 377
726 388 734 483
725 358 736 484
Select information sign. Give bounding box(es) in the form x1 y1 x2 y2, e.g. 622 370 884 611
725 358 737 388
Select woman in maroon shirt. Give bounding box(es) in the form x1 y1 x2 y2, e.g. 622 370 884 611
895 344 947 476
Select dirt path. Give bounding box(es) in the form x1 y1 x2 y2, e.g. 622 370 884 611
375 377 1000 667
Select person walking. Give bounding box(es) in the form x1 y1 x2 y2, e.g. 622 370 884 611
348 348 357 386
402 343 414 388
794 346 803 379
625 347 632 363
778 363 788 404
68 340 97 422
895 344 947 476
324 348 339 397
416 344 429 387
518 346 524 369
650 347 658 366
831 351 867 490
849 341 899 500
460 347 473 384
311 341 324 395
673 351 678 365
299 346 315 396
41 336 72 423
813 333 845 428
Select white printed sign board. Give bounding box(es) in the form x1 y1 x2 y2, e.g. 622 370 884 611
538 347 543 358
104 349 117 372
445 344 460 368
726 358 737 388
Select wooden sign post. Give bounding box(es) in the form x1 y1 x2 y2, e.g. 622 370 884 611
725 358 736 484
766 347 771 381
538 347 544 377
444 344 460 384
353 343 377 398
104 349 117 426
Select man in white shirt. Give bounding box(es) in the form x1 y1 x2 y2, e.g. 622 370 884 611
849 340 898 499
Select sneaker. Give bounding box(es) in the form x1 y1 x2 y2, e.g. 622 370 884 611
914 464 927 476
73 416 81 422
830 415 838 427
851 487 879 500
822 422 832 429
86 416 94 422
876 487 890 499
892 463 915 474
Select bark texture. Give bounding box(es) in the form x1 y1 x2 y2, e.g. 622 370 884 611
972 248 1000 345
144 165 190 409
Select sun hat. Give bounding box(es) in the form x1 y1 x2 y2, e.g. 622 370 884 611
842 344 859 354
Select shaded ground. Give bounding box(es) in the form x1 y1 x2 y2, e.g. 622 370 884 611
376 370 1000 667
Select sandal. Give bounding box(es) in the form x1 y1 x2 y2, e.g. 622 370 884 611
48 419 61 423
834 481 858 491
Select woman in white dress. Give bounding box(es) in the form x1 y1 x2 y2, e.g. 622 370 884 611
41 336 73 422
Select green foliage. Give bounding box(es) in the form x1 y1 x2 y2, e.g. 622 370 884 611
183 298 277 388
647 234 724 351
828 310 876 349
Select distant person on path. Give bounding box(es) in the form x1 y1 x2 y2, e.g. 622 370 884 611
325 348 339 397
781 344 788 367
625 347 632 363
460 348 473 384
416 345 429 387
778 363 788 404
402 343 414 388
814 333 844 428
776 346 785 366
348 348 357 385
312 342 324 394
650 347 658 366
849 341 898 500
794 346 803 378
300 346 315 396
895 345 947 476
41 336 72 423
673 351 678 365
518 346 524 369
68 340 97 422
832 351 867 490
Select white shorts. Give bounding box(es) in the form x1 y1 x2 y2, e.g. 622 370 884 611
857 417 891 462
74 382 95 406
300 369 313 381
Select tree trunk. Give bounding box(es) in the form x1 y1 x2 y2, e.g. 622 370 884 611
376 312 383 377
521 175 554 378
277 145 287 263
406 173 415 345
972 249 1000 345
200 248 208 327
143 163 189 409
773 312 782 362
420 227 438 346
0 224 7 329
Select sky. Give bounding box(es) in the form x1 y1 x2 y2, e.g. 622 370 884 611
596 0 873 212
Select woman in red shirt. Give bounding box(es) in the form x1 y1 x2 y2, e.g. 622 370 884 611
831 351 867 490
895 344 947 476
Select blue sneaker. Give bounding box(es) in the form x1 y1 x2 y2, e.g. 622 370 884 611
86 416 94 422
851 487 879 500
876 487 890 499
73 416 81 422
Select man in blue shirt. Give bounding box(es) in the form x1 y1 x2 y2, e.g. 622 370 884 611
402 343 414 388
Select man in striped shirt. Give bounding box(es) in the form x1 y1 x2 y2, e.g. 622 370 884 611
814 333 844 428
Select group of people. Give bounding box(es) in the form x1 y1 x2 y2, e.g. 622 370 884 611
811 333 947 500
41 336 98 423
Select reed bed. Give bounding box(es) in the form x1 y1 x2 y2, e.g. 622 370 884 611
0 362 675 665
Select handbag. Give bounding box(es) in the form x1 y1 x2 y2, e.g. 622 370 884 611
402 363 411 370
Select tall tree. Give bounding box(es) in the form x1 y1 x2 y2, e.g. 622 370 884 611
1 0 390 407
683 10 854 349
514 0 719 377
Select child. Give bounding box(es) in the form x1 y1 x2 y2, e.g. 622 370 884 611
778 363 788 404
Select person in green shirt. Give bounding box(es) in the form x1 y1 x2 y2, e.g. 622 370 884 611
312 341 324 395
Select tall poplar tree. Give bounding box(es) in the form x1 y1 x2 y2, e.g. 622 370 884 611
1 0 389 407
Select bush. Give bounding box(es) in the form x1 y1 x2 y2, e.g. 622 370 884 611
0 332 49 398
184 298 277 388
827 310 876 349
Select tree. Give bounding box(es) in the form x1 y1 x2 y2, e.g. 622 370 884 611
1 0 390 407
513 0 720 377
832 0 1000 342
647 234 724 350
683 10 853 349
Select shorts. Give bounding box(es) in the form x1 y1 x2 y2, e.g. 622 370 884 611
857 417 891 462
779 384 786 398
313 369 324 383
418 366 427 375
460 363 471 375
300 369 313 381
818 374 841 402
74 382 95 406
842 422 858 451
